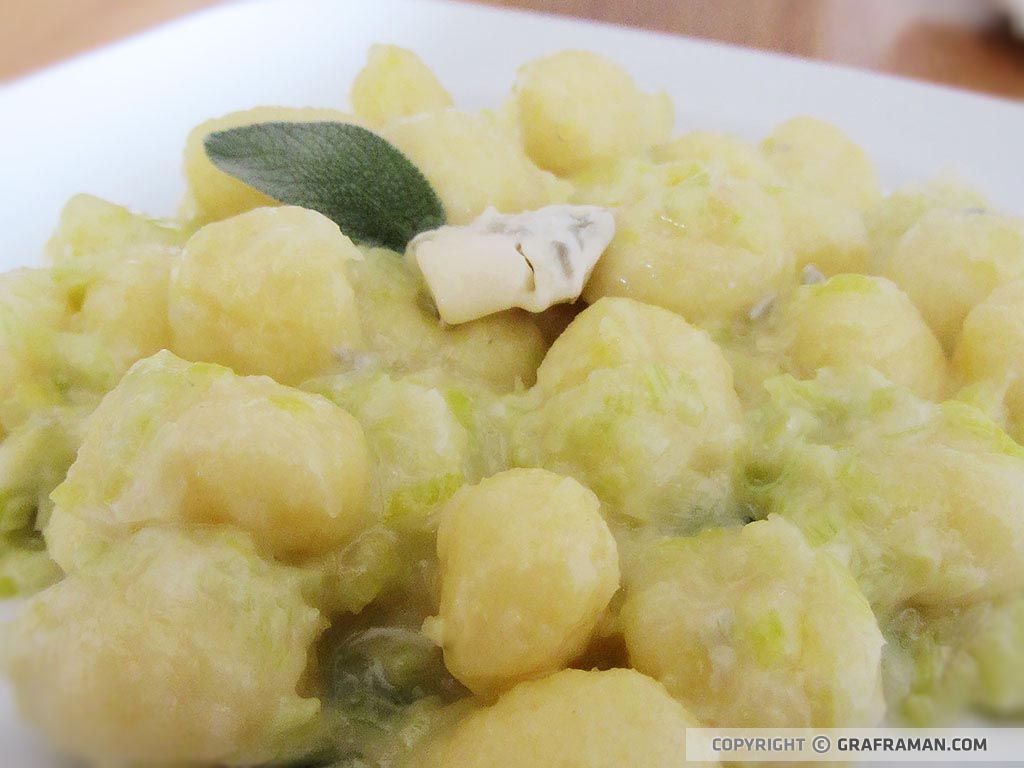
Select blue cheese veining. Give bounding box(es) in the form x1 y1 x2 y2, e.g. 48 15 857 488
406 205 615 324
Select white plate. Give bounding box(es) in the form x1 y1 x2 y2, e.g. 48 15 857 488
1 0 1024 765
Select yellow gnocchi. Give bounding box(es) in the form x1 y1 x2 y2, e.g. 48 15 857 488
435 668 710 768
864 178 988 272
513 51 672 176
3 527 324 766
517 298 743 530
882 208 1024 350
623 517 886 728
773 186 870 275
347 247 546 391
954 279 1024 442
583 172 794 324
381 110 570 224
535 296 740 419
426 468 619 697
169 205 362 385
778 274 948 399
762 116 880 211
46 351 371 567
48 194 185 375
653 131 779 184
350 44 453 125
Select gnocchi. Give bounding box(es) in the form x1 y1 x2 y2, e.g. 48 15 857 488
2 43 1023 768
623 517 886 728
3 527 324 766
954 279 1024 441
583 171 794 324
513 50 672 176
744 368 1024 612
882 208 1024 350
777 274 948 399
46 351 371 568
425 468 619 697
351 44 453 125
169 205 363 385
434 668 710 768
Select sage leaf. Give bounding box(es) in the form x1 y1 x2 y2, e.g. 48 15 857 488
204 122 446 250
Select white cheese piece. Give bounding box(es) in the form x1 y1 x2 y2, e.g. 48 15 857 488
407 205 615 324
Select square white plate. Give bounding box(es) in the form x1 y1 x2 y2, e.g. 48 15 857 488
1 0 1023 765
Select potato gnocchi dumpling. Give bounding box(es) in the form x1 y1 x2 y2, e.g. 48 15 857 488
954 279 1024 441
881 208 1024 350
652 131 780 184
778 274 948 399
432 309 546 391
382 110 571 224
518 297 743 530
435 668 709 768
347 247 546 391
535 296 740 420
583 171 794 324
169 205 363 385
745 368 1024 612
46 193 186 263
46 351 371 568
68 250 172 370
570 157 704 210
0 406 83 530
306 369 504 530
514 363 742 533
426 469 619 697
0 268 116 421
762 116 880 211
864 178 988 271
350 44 453 126
3 527 324 766
48 194 186 375
513 51 672 176
183 106 364 223
0 269 76 415
623 517 885 728
773 186 870 275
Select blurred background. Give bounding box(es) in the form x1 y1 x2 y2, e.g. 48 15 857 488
2 0 1024 98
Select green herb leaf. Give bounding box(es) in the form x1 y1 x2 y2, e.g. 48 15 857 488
204 122 446 250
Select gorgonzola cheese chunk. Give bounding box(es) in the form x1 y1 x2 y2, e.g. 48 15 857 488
408 205 614 324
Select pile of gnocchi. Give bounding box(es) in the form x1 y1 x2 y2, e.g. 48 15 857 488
2 45 1024 768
